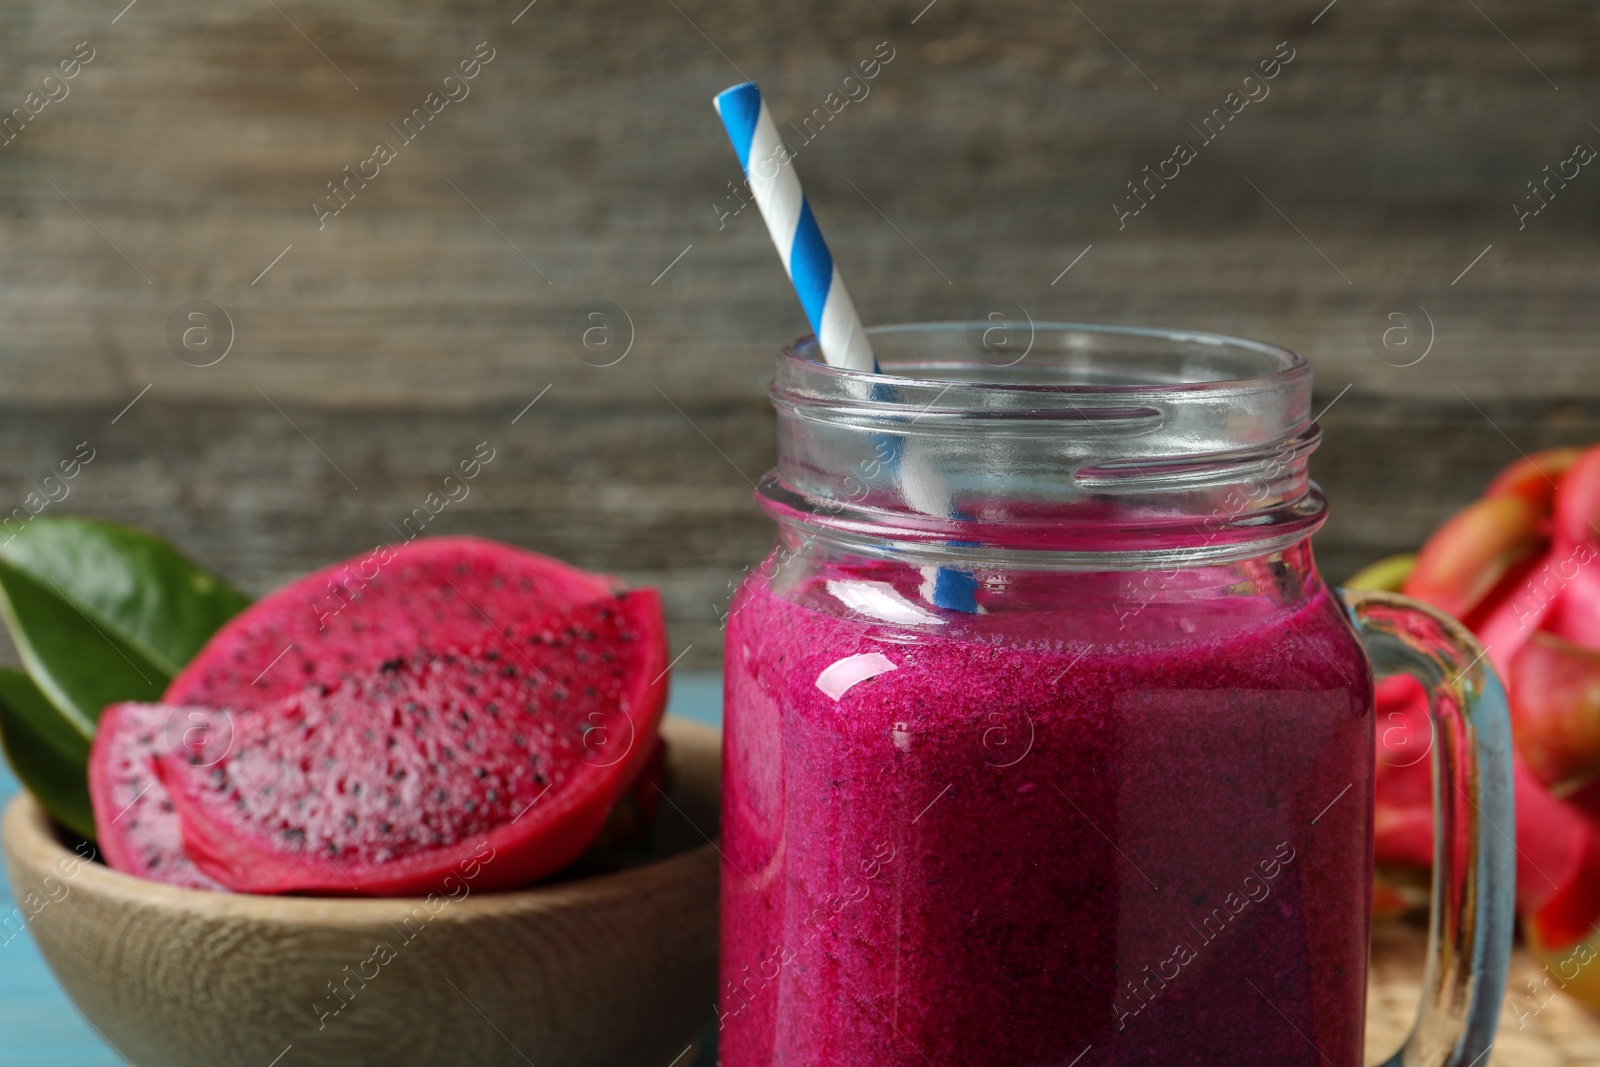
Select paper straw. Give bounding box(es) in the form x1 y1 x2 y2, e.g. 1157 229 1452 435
712 81 976 613
713 83 876 372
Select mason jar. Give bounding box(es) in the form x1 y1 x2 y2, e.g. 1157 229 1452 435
718 323 1512 1067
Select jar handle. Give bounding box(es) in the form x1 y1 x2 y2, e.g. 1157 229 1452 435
1340 588 1515 1067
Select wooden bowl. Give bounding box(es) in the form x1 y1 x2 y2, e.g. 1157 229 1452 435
2 716 721 1067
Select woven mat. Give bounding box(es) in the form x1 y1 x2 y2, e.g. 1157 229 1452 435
1368 920 1600 1065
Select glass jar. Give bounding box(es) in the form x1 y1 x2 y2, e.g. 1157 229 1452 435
718 324 1512 1067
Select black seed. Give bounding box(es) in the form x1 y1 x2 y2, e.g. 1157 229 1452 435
379 822 393 835
345 814 358 830
474 767 488 779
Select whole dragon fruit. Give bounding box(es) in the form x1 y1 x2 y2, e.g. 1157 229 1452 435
1360 445 1600 1004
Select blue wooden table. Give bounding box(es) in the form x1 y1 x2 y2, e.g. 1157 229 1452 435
0 762 120 1067
0 673 725 1067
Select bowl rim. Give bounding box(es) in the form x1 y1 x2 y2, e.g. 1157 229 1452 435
3 717 721 925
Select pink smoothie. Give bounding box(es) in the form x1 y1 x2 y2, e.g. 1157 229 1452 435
720 557 1374 1066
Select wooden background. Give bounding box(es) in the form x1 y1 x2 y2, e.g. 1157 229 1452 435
2 0 1599 667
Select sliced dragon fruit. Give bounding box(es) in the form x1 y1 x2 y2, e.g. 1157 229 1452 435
156 592 667 896
90 537 648 891
87 702 227 891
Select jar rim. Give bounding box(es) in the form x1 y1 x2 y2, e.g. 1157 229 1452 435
780 322 1309 404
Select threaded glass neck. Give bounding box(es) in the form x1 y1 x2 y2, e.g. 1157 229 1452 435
759 322 1325 570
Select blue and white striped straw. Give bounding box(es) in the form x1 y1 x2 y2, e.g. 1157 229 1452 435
712 81 977 614
713 82 876 372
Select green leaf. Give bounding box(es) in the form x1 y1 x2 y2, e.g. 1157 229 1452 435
0 518 250 838
1344 552 1418 594
0 517 251 677
0 664 89 758
0 668 94 839
0 559 168 734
